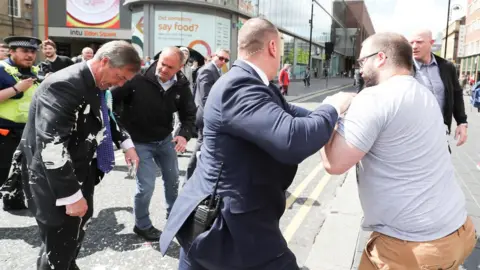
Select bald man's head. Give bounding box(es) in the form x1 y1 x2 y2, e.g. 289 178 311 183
238 18 279 57
156 46 184 83
408 29 435 63
237 18 281 80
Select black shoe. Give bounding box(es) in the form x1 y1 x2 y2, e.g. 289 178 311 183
3 198 27 211
133 225 161 241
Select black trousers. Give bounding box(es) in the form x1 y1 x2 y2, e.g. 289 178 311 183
0 130 24 205
185 129 203 183
36 171 95 270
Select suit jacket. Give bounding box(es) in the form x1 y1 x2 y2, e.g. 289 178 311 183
414 55 467 132
194 62 221 129
20 62 129 226
160 60 338 269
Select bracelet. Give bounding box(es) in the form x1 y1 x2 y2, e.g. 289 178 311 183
12 86 19 94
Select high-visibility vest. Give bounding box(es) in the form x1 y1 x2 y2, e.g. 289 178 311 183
0 61 39 124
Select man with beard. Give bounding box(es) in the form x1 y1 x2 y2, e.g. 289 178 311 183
0 36 42 211
41 39 74 74
19 40 141 269
320 32 475 269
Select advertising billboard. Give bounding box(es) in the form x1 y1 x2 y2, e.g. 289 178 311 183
154 11 231 58
66 0 120 29
131 11 144 58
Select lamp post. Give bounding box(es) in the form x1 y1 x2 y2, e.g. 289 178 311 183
444 0 451 59
308 0 314 68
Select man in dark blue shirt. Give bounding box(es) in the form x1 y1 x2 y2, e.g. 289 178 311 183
0 36 42 211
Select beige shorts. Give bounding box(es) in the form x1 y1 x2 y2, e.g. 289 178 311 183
359 217 476 270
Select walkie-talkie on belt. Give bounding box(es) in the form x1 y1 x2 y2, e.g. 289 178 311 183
190 162 223 239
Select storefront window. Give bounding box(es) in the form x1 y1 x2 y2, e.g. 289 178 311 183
282 32 294 66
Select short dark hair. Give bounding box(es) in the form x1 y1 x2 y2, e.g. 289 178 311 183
42 39 56 49
238 17 279 56
364 32 413 70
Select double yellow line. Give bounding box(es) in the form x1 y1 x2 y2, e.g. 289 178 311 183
282 162 332 243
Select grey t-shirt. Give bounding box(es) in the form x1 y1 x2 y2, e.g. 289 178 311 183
337 75 466 241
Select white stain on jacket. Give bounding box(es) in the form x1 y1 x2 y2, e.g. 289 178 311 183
41 136 70 170
84 104 90 114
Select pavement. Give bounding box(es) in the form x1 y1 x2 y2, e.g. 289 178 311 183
0 83 357 270
283 77 354 102
302 96 480 270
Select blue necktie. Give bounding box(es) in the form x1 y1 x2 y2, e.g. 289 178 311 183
96 91 115 173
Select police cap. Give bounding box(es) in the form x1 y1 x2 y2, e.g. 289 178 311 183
3 36 42 50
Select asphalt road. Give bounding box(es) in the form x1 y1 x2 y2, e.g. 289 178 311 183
0 86 356 270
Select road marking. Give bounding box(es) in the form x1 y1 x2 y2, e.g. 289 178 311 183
283 173 332 243
293 84 352 103
285 163 324 210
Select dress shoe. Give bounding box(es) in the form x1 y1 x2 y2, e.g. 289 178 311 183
3 198 27 211
133 225 161 241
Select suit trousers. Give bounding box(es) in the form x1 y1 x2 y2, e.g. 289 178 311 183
178 247 300 270
36 172 95 270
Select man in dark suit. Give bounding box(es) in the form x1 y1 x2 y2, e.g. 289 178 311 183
160 18 354 270
183 48 230 183
18 40 141 269
409 30 468 147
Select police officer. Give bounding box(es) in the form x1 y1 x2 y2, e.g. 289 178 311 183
0 36 42 211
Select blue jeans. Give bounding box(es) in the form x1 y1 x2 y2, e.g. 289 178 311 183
134 134 179 229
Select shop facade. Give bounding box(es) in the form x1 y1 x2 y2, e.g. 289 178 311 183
34 0 132 58
126 0 363 78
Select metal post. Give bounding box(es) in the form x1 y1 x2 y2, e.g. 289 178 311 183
10 0 15 36
444 0 451 59
308 0 314 68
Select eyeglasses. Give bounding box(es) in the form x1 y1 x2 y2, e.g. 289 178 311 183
357 52 381 68
218 56 229 63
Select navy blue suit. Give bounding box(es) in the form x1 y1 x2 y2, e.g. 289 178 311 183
159 60 339 269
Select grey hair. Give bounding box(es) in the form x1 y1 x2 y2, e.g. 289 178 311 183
161 46 185 65
94 40 141 72
215 48 230 55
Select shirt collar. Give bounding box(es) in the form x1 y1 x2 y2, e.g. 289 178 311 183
242 60 269 86
86 60 97 86
414 54 437 69
156 73 177 90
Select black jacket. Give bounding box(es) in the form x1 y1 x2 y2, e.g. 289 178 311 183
414 55 467 132
112 61 197 143
18 63 130 225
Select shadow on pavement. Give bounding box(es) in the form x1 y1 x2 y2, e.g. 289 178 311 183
0 207 180 259
284 191 320 208
0 223 41 247
79 206 180 259
462 237 480 269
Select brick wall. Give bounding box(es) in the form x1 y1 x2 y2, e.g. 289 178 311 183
0 0 33 39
